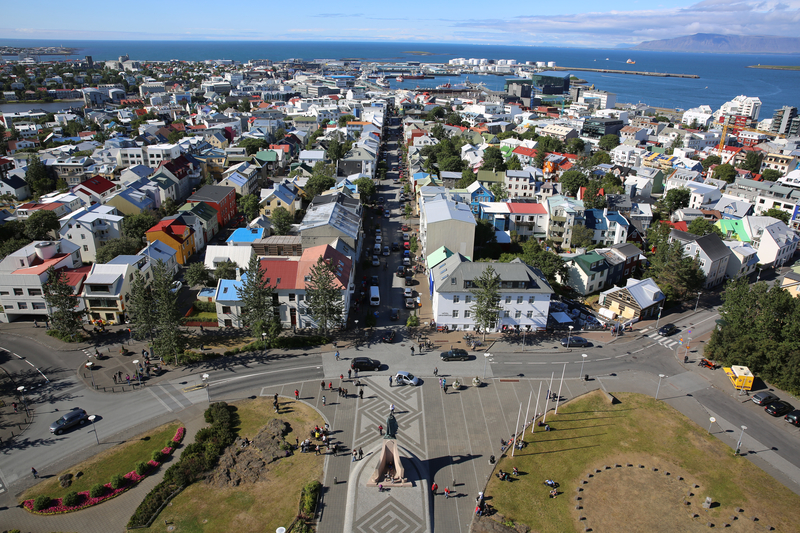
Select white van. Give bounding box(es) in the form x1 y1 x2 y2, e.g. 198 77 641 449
369 286 380 306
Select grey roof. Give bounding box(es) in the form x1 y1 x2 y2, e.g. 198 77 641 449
189 185 235 203
602 278 665 309
433 255 553 294
299 201 360 239
611 242 643 258
695 233 732 262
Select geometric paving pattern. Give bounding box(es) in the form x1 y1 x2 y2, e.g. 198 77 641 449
353 495 426 533
355 379 427 459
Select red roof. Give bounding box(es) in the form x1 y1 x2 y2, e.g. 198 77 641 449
77 175 115 195
512 146 537 158
258 258 299 290
661 220 688 232
507 202 547 215
134 108 148 116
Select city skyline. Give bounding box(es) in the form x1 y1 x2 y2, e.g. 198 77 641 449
2 0 800 47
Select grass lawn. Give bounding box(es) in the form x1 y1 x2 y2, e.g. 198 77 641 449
486 391 799 533
140 397 324 533
21 423 179 502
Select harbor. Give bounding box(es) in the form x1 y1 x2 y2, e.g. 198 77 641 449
549 65 699 78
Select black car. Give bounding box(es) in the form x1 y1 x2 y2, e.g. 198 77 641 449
351 357 381 372
396 266 406 278
370 276 379 286
440 349 470 361
560 336 590 347
49 408 89 435
382 330 396 343
765 400 793 417
391 242 400 251
658 323 677 336
378 197 385 204
785 411 800 427
405 275 413 286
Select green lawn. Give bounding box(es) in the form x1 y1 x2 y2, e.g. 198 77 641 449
21 423 179 502
486 391 799 532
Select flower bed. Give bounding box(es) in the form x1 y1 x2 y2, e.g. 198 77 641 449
23 426 185 515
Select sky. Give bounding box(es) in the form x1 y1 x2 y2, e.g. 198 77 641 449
2 0 800 47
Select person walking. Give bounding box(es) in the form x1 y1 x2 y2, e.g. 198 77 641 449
315 445 320 456
335 351 340 361
390 403 395 414
444 486 451 498
434 367 438 377
12 402 17 413
410 346 415 356
443 383 448 394
125 374 130 385
378 424 384 436
294 389 300 400
352 449 358 462
358 447 363 460
113 374 117 384
359 388 364 400
321 380 326 391
389 375 393 387
348 369 352 380
31 467 38 479
329 382 333 391
431 482 438 495
322 396 326 407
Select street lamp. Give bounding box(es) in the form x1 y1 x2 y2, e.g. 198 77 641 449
566 325 574 347
133 360 141 387
655 305 663 329
17 386 29 415
261 332 267 349
483 353 492 379
202 373 210 402
695 292 702 312
756 266 763 282
579 353 588 379
86 361 95 389
708 416 716 434
88 414 99 445
735 425 747 456
655 374 666 400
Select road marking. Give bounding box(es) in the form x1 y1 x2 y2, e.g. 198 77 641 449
596 357 611 361
147 387 173 412
615 354 627 358
207 365 323 386
528 362 547 364
504 362 523 365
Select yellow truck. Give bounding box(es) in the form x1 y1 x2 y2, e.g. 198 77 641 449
723 365 754 391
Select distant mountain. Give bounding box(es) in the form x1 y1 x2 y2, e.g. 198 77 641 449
632 33 800 54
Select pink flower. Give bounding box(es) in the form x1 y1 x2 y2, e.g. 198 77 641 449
161 446 173 455
172 426 185 443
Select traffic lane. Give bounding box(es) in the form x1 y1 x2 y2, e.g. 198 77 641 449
691 387 800 469
1 336 86 383
202 362 325 401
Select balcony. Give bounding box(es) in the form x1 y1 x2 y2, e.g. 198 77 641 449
550 215 566 223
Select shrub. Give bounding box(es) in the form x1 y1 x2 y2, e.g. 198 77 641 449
151 450 165 463
135 461 149 476
406 315 419 327
62 491 80 507
110 474 125 489
166 440 175 450
194 300 216 313
301 480 321 516
33 495 52 511
365 314 377 327
90 483 106 498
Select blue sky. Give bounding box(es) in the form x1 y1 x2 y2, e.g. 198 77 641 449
2 0 799 46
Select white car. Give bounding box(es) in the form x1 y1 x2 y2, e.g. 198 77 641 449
376 229 382 236
403 287 414 298
405 297 416 309
383 246 390 256
376 235 382 244
372 255 380 266
403 257 411 266
170 281 182 293
394 371 420 386
384 210 390 218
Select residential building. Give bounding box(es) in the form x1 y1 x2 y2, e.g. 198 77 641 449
82 256 151 323
260 183 301 217
298 193 362 256
559 251 610 295
507 202 548 240
177 201 219 244
146 216 196 265
668 230 731 288
72 175 120 206
420 197 477 259
723 240 758 280
741 216 799 268
538 124 578 142
430 255 553 332
0 174 31 200
58 205 124 263
204 244 254 271
582 118 624 138
599 278 666 321
583 209 630 246
186 185 237 228
780 271 800 298
546 195 585 248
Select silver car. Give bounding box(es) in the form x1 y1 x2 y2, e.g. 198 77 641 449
394 371 420 386
50 409 89 435
752 391 779 405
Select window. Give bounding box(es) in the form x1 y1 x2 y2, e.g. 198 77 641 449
465 295 471 304
451 278 457 285
33 302 46 310
529 296 535 304
503 310 510 318
13 288 23 296
505 296 511 304
517 296 523 304
83 245 89 252
452 310 459 318
222 306 231 314
527 310 533 319
464 310 471 318
18 302 27 309
80 234 85 240
515 310 521 318
453 295 460 303
27 288 42 296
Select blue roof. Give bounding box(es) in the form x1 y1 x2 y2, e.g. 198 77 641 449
225 172 248 186
117 188 155 210
584 209 607 230
215 278 243 304
227 227 264 243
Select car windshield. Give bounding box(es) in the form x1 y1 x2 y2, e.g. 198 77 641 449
405 373 416 380
55 417 67 426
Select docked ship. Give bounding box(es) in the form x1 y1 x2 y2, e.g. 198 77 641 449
404 71 425 79
376 76 389 88
627 59 636 64
396 75 405 82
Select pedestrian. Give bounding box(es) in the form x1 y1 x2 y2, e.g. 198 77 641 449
329 382 333 391
31 467 38 479
378 424 384 436
340 374 344 383
117 371 122 381
332 443 338 456
358 447 363 460
322 395 326 406
321 380 326 390
295 389 299 400
348 369 352 380
359 389 364 400
142 349 146 357
315 445 320 456
95 348 100 357
444 486 451 498
434 367 438 377
354 368 359 378
12 402 18 413
389 375 393 387
443 384 448 394
335 351 340 361
390 403 395 413
475 504 482 516
113 375 117 384
431 482 438 495
352 449 357 462
45 319 49 330
410 346 415 356
443 377 447 388
126 374 130 384
33 320 38 328
200 325 204 334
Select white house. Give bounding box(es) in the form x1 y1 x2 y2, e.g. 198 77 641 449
669 230 731 288
741 216 799 268
58 204 124 263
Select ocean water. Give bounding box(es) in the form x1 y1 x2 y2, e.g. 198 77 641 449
3 39 799 115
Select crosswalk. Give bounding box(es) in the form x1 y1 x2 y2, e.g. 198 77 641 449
645 330 688 351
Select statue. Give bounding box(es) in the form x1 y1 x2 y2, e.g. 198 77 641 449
384 413 398 439
368 413 409 486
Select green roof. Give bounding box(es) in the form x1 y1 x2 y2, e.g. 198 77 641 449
573 252 608 275
476 170 505 184
178 201 218 223
254 149 277 163
716 219 750 242
426 246 454 269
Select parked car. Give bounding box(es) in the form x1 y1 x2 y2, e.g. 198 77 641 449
378 197 385 204
390 308 400 320
49 409 89 435
391 242 400 251
401 225 410 232
372 255 380 267
403 287 414 298
351 357 381 371
170 281 182 293
560 336 590 347
394 371 420 386
404 241 410 250
405 275 413 286
396 266 406 278
658 323 677 336
441 349 470 362
376 235 382 244
382 330 396 343
383 246 390 256
402 233 410 241
785 411 800 427
765 401 793 417
405 297 416 309
370 276 379 286
384 210 390 218
752 391 779 405
403 257 411 266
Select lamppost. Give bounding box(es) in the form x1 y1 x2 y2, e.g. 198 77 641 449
86 361 95 388
261 332 267 349
708 416 716 434
17 386 29 415
88 414 99 445
735 425 747 456
655 374 666 400
655 305 664 329
695 292 702 312
202 373 210 402
133 360 141 387
579 353 588 379
756 266 763 282
566 325 574 347
522 329 526 352
483 353 492 379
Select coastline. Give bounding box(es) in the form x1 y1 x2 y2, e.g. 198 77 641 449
746 65 800 70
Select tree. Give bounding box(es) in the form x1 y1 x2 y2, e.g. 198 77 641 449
273 127 286 143
687 218 724 238
238 138 269 156
537 136 564 154
534 150 546 169
24 210 60 240
25 155 55 197
598 134 620 151
519 240 568 285
236 255 281 341
456 168 476 188
270 207 293 236
304 163 337 199
430 124 446 141
713 163 737 183
591 151 611 165
42 266 84 340
763 207 791 225
559 170 588 197
570 223 594 248
565 137 586 155
353 177 376 202
761 169 782 181
150 259 185 359
122 212 157 241
238 193 261 222
439 155 463 172
469 265 502 339
489 183 508 201
583 180 606 209
95 236 144 264
474 219 501 260
337 114 355 127
701 155 721 172
445 113 463 127
646 240 705 302
305 257 344 333
326 138 346 162
661 187 691 215
480 147 506 172
214 260 237 282
600 172 624 195
506 155 522 171
741 152 762 173
159 198 179 218
127 271 157 342
185 262 213 288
